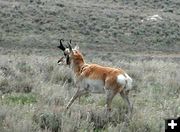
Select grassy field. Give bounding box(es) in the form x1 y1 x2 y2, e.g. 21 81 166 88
0 0 180 132
0 0 180 52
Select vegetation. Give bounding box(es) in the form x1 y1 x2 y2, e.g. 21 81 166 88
0 0 180 132
0 53 179 131
0 0 180 52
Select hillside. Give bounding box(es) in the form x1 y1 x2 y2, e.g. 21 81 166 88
0 0 180 52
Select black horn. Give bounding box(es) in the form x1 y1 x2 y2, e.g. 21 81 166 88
68 43 72 52
57 39 65 51
67 40 71 46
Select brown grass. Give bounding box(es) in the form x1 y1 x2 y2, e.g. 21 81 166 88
0 51 179 131
0 0 180 131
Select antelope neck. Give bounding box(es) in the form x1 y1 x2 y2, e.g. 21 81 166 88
72 57 85 76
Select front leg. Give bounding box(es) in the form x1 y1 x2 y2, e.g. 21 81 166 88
66 75 86 109
66 89 88 110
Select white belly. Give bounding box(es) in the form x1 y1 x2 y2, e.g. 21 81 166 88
80 79 105 93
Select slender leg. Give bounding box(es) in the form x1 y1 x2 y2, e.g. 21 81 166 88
120 91 133 115
66 89 88 110
105 89 116 112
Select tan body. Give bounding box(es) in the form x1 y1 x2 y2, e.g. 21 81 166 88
58 44 133 113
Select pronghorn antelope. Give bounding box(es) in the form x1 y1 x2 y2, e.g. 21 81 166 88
57 39 133 113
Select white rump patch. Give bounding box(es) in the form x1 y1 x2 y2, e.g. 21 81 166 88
117 75 126 87
117 73 133 91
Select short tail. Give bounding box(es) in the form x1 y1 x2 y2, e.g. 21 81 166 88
124 73 133 91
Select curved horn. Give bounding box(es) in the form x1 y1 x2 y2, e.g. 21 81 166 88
57 39 65 51
67 40 72 46
68 43 72 52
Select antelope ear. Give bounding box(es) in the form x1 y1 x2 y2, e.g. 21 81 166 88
74 44 79 50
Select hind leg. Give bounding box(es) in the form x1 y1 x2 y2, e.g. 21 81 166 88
120 90 133 115
105 89 117 112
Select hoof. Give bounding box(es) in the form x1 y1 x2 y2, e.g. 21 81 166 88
66 107 69 110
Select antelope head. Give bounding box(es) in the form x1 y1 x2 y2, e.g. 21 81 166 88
57 39 73 66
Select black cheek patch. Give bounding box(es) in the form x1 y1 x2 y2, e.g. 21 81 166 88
66 56 70 65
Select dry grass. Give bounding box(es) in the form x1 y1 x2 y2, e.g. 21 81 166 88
0 51 179 132
0 0 180 131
